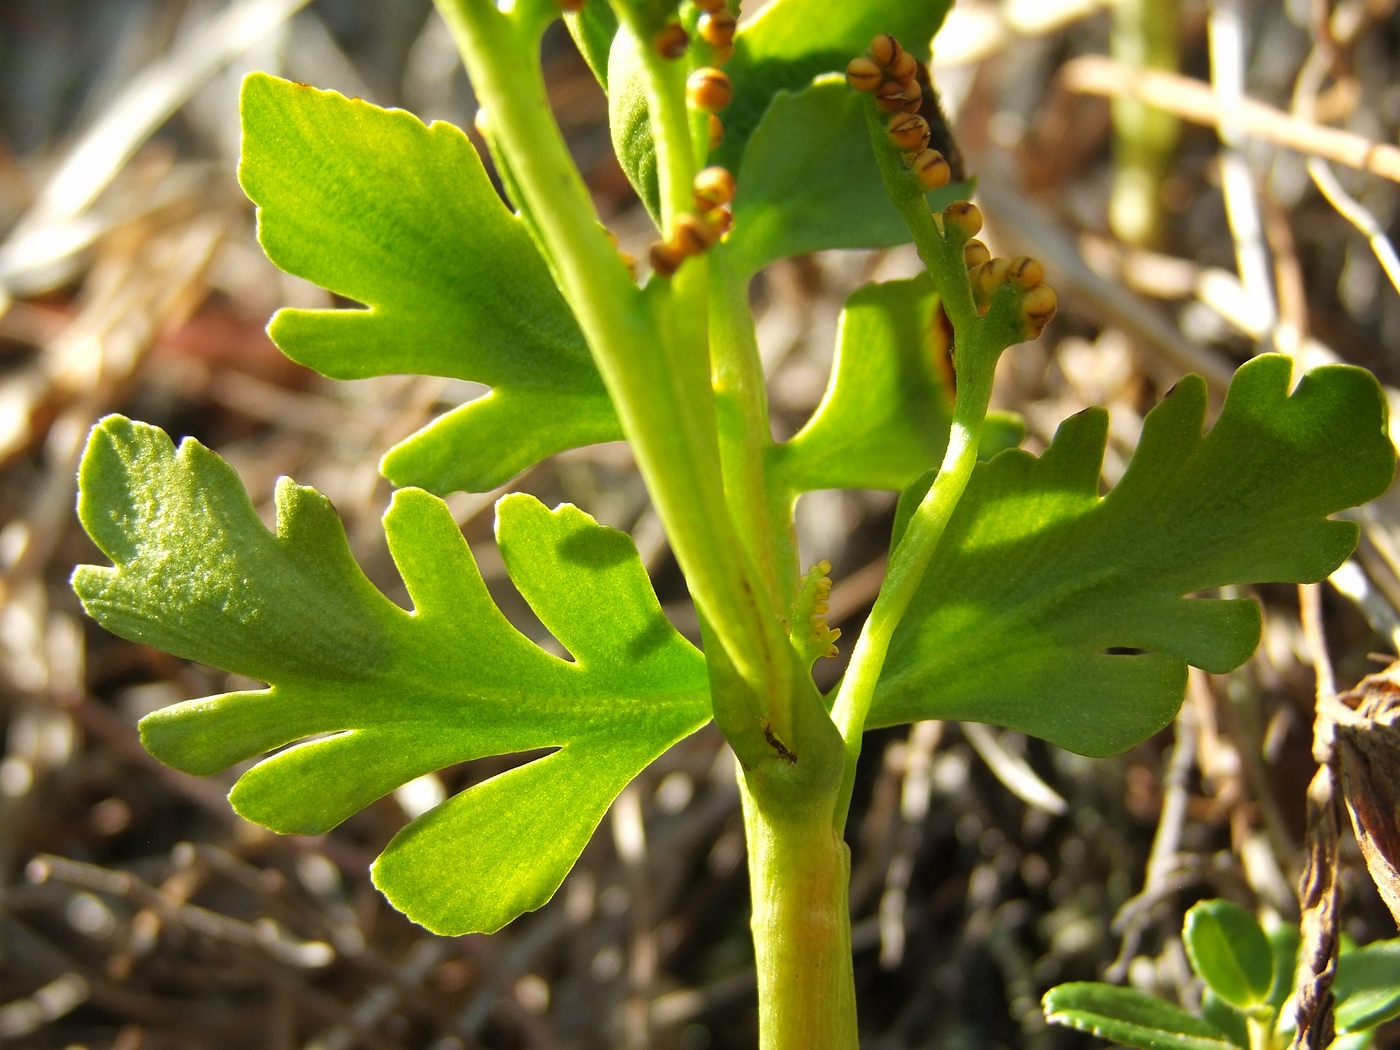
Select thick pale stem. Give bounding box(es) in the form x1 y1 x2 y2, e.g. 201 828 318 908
710 246 795 609
742 784 859 1050
434 0 791 731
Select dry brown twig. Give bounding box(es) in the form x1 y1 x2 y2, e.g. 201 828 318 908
1291 584 1341 1050
1060 56 1400 184
1290 2 1400 296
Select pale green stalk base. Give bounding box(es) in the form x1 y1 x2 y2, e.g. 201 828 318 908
742 782 858 1050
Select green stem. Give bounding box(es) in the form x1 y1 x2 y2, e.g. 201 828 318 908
435 0 788 729
710 244 796 609
829 361 994 828
741 775 858 1050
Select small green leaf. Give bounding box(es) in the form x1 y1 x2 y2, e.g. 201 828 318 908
767 276 951 495
726 77 969 276
872 356 1395 755
1043 982 1239 1050
1184 901 1274 1010
239 72 620 493
608 27 661 220
1335 939 1400 1033
72 417 709 935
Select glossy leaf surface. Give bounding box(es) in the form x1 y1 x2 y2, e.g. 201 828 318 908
73 417 709 935
1183 900 1274 1010
239 73 620 494
767 275 951 494
1043 983 1238 1050
873 356 1394 755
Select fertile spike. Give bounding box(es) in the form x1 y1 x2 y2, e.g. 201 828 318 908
654 23 689 59
708 114 724 148
698 10 736 50
963 239 991 268
846 55 882 92
875 79 917 113
694 166 736 209
887 112 930 152
673 213 718 256
888 49 917 81
1008 256 1045 288
687 68 732 112
943 200 983 240
911 148 950 190
974 257 1012 294
898 79 924 114
1021 284 1058 334
650 240 686 277
870 33 900 67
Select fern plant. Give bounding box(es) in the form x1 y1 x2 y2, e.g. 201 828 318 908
71 1 1394 1045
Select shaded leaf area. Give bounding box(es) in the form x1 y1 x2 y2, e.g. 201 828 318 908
766 275 952 495
873 356 1395 756
71 417 709 935
726 78 969 278
1043 983 1239 1050
715 0 954 172
609 0 953 247
239 73 621 494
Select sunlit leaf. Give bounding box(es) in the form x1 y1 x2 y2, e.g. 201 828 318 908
72 417 708 935
874 356 1395 755
1183 900 1273 1010
239 73 620 494
1043 982 1238 1050
1335 939 1400 1033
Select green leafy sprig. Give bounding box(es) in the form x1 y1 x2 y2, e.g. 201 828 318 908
1045 900 1400 1050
